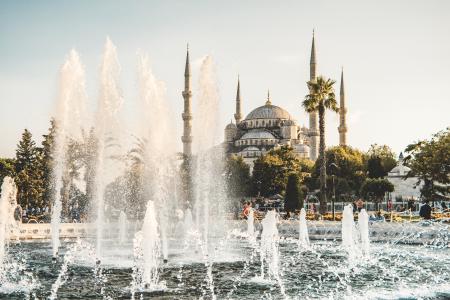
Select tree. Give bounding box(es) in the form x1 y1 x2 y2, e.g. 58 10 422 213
360 178 394 211
0 158 15 184
224 155 250 198
367 156 385 178
365 144 397 177
404 128 450 201
303 77 339 214
251 146 304 197
15 129 43 208
319 146 365 196
39 119 56 210
285 173 303 212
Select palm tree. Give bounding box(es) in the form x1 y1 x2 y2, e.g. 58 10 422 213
303 76 338 214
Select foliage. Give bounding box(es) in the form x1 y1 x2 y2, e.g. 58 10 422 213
302 76 338 214
0 158 15 184
360 178 394 209
224 155 251 198
14 129 45 208
40 119 56 210
251 146 305 197
404 128 450 200
284 173 303 212
365 144 397 178
309 146 365 201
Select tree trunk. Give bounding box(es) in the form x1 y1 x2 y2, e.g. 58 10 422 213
318 105 327 214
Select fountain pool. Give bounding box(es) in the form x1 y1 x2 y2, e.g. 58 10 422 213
1 224 449 300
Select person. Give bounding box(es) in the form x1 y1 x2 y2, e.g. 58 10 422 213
419 200 432 220
242 202 251 220
407 199 415 211
441 201 448 212
356 198 364 212
387 199 393 212
14 205 22 222
352 200 357 213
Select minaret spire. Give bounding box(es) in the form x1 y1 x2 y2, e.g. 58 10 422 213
265 89 272 105
234 75 243 124
338 67 347 146
181 45 193 156
310 29 317 80
308 29 319 160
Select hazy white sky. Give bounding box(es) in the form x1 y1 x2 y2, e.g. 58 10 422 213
1 0 449 157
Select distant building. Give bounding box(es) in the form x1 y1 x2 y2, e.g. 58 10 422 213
181 33 349 170
387 153 423 201
222 33 348 169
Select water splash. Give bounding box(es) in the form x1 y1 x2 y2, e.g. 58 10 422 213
132 201 164 293
341 204 358 260
0 177 18 272
247 208 256 243
259 210 285 296
298 208 310 249
118 211 127 244
358 209 370 256
93 37 124 260
192 55 227 243
51 49 88 257
136 52 177 263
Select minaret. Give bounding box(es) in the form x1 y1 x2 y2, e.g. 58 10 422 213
338 68 347 146
308 30 319 160
234 76 243 124
181 45 193 156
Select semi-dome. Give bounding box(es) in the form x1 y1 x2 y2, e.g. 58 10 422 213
225 122 237 129
240 129 276 140
245 104 292 120
242 146 260 152
294 143 310 153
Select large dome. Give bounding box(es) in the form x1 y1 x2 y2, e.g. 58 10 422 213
240 129 276 139
245 104 292 120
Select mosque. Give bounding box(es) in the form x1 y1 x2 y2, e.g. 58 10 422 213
181 33 349 168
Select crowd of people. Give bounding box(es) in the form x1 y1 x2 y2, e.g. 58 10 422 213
238 196 449 222
13 203 82 223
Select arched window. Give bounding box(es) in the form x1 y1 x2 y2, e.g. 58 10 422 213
256 121 259 127
262 120 265 126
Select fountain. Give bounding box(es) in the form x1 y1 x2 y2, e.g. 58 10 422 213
259 210 285 295
341 204 359 259
132 201 164 293
260 210 280 280
51 49 88 258
92 37 124 260
358 209 370 256
118 210 127 244
0 177 17 270
298 208 310 248
1 41 449 300
247 208 256 242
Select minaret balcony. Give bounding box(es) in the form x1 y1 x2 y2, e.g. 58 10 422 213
181 136 193 143
182 90 192 97
182 113 192 120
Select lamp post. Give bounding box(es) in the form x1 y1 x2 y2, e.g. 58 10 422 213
256 180 262 198
329 162 338 221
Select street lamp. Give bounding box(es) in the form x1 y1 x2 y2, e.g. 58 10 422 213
256 180 262 198
329 162 339 221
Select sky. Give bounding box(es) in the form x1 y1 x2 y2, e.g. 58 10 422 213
1 0 449 158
